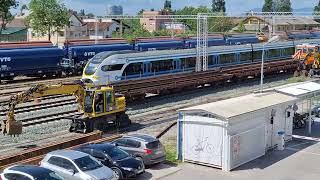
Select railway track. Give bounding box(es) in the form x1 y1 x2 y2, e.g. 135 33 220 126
0 76 81 91
0 98 76 116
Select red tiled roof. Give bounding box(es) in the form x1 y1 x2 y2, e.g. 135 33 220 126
87 22 114 31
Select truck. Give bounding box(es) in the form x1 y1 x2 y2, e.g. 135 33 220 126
1 81 130 136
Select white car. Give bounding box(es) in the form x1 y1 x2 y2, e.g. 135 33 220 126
0 165 64 180
40 150 118 180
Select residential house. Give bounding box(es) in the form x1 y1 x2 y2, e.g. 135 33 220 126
140 11 166 32
84 19 130 39
161 22 190 34
241 16 320 35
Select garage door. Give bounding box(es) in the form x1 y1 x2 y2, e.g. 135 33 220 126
182 116 223 167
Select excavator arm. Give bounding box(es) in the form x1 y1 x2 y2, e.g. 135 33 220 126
1 82 85 136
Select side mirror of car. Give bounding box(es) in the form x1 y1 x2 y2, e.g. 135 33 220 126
67 169 75 175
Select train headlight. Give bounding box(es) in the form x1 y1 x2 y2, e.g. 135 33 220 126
92 75 100 80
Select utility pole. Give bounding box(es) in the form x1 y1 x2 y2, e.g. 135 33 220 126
95 18 98 44
196 14 208 72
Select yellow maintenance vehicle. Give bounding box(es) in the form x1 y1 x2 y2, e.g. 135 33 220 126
1 81 130 136
293 43 320 77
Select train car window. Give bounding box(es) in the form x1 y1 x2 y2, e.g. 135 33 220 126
101 64 124 72
181 57 196 69
253 51 263 60
268 49 280 57
220 54 235 64
240 52 252 62
151 59 173 72
283 47 294 56
123 62 143 76
208 55 215 65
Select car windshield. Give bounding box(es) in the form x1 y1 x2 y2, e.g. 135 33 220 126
106 147 129 161
73 156 102 171
34 172 64 180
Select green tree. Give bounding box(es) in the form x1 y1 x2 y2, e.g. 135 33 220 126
262 0 273 12
163 0 172 13
164 0 171 10
274 0 292 12
237 20 245 32
174 6 232 33
86 13 95 18
0 0 18 33
79 9 85 16
27 0 70 41
315 1 320 12
212 0 226 12
314 1 320 22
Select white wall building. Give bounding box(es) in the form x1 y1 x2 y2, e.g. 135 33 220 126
177 92 297 171
83 19 130 39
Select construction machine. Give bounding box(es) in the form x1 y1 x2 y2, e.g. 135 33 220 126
293 43 320 77
1 81 130 136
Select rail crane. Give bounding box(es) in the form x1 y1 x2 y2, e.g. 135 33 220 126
1 81 130 136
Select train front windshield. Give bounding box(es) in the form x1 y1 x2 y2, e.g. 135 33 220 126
84 54 105 75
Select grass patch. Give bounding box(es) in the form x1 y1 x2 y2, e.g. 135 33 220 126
286 76 309 84
165 143 180 163
163 135 181 164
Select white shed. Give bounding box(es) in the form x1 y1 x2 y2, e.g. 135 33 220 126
177 92 297 171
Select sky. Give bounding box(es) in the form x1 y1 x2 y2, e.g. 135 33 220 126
15 0 320 16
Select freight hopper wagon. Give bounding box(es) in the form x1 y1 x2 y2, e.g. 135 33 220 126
0 47 64 81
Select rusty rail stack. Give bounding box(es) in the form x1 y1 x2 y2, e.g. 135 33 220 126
113 59 297 98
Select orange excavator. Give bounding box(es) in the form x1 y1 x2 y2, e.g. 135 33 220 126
293 43 320 77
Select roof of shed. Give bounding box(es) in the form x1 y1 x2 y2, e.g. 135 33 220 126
245 16 320 25
181 92 297 119
276 81 320 98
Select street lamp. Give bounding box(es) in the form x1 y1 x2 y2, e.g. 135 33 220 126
260 35 281 93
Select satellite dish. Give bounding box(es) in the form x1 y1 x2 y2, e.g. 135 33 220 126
293 104 298 112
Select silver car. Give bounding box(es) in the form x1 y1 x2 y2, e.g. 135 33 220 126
40 150 118 180
112 134 166 166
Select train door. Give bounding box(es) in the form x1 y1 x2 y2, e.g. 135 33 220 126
216 55 221 65
235 53 240 63
213 55 219 65
173 59 181 71
143 62 151 75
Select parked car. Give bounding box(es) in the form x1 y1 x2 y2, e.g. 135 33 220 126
111 134 166 166
40 150 118 180
75 143 145 179
0 165 64 180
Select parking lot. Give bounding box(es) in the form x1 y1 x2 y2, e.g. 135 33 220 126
138 121 320 180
